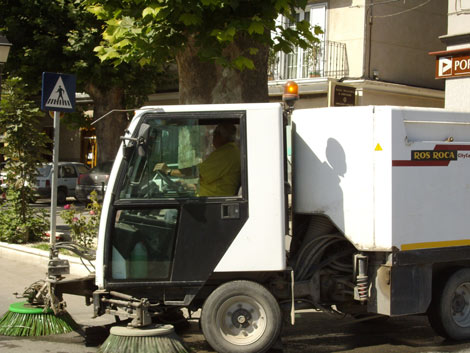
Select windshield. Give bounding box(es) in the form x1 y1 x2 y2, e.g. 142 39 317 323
38 165 52 177
118 114 241 199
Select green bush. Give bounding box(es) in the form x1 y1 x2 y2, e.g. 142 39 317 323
0 77 51 243
61 191 101 249
0 190 48 243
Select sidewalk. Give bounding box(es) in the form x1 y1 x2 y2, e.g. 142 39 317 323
0 241 94 276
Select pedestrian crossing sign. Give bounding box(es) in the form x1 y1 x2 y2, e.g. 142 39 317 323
41 72 76 112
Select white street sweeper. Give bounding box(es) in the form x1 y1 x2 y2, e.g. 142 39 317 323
40 84 470 352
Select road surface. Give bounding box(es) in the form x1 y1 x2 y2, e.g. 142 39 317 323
2 252 470 352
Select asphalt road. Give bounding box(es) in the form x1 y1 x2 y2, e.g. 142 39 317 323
2 215 470 352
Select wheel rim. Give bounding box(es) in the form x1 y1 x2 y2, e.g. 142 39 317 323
216 295 268 346
451 282 470 327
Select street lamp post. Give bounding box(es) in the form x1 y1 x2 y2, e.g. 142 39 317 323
0 35 12 99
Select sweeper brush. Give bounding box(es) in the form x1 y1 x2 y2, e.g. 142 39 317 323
0 302 78 336
97 324 190 353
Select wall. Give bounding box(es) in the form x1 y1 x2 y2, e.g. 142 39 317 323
448 0 470 34
443 0 470 112
358 88 443 107
368 0 447 90
328 0 367 78
269 80 444 109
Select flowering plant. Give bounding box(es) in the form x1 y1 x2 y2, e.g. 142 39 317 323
61 191 101 249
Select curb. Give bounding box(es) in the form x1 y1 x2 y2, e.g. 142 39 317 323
0 241 95 277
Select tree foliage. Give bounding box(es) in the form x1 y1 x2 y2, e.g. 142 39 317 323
0 77 50 243
87 0 321 70
0 0 172 162
85 0 321 104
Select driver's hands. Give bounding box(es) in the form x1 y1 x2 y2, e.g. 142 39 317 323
154 162 169 173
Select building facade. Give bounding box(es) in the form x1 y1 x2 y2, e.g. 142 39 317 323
268 0 447 108
435 0 470 111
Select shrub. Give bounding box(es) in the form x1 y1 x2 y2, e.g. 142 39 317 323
0 77 51 243
61 191 101 249
0 190 48 243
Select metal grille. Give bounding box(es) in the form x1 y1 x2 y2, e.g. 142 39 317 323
268 40 349 80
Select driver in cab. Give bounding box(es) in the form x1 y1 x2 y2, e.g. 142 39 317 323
154 123 241 197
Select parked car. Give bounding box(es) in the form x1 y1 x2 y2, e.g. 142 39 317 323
35 162 89 204
75 161 113 203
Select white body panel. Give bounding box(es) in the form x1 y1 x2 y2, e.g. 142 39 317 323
293 106 470 251
96 103 286 288
214 104 286 272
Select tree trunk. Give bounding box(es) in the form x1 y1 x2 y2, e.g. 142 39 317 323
176 34 269 104
85 84 127 165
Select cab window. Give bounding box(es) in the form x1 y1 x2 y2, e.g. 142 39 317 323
118 115 243 199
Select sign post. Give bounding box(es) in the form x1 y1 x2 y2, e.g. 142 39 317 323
41 72 76 250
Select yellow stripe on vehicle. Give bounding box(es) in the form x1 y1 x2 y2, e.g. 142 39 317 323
401 239 470 251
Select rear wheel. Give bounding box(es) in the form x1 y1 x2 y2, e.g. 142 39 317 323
57 188 67 205
428 268 470 340
200 280 281 353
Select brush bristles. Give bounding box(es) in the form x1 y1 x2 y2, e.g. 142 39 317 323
0 310 78 336
98 333 190 353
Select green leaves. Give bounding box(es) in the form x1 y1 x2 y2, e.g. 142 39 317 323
142 4 162 18
87 0 322 73
87 4 108 19
248 16 264 35
233 56 254 70
179 13 201 26
0 77 50 243
211 26 236 42
201 0 222 6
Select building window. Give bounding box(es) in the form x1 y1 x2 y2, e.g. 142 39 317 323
285 4 325 78
272 3 334 80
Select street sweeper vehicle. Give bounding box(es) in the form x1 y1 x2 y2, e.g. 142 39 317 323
8 87 470 352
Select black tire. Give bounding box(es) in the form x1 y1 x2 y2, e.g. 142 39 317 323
57 188 67 205
200 280 282 353
428 268 470 340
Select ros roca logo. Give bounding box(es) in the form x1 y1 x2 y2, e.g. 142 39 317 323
438 56 453 77
412 150 457 161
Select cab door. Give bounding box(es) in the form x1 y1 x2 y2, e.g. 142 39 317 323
103 111 248 300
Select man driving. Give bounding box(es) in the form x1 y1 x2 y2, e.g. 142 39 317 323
154 123 241 197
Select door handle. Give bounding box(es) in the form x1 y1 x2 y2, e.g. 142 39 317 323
221 203 240 219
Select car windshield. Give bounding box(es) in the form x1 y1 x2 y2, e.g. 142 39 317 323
38 165 52 177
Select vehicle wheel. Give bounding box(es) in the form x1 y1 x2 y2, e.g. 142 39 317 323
57 188 67 205
200 280 282 353
428 268 470 340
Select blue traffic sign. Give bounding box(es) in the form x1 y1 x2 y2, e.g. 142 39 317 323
41 72 76 112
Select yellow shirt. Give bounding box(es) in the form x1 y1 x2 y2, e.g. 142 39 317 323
198 142 241 197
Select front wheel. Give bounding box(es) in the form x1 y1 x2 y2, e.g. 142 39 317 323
428 268 470 340
200 280 282 353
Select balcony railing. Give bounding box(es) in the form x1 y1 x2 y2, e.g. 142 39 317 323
268 40 349 81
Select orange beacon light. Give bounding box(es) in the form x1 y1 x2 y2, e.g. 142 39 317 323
282 81 299 107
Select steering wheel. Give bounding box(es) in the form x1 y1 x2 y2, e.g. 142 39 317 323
154 170 189 194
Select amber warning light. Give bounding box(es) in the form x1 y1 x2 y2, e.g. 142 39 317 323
282 81 299 107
